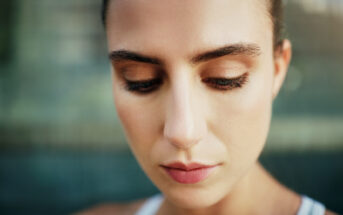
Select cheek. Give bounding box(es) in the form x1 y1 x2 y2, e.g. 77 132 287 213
112 83 162 157
209 69 273 168
115 97 154 144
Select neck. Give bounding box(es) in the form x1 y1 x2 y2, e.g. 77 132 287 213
158 162 301 215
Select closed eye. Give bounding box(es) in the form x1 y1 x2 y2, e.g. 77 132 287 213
202 72 249 90
125 78 163 94
123 72 248 94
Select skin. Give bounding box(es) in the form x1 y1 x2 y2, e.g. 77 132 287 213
76 0 336 214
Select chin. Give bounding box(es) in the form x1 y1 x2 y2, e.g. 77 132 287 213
161 183 229 210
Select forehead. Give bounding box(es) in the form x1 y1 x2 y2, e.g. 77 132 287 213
106 0 272 58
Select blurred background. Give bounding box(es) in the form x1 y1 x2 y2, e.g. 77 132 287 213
0 0 342 214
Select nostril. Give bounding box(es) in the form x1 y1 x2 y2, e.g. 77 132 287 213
167 136 200 150
163 122 202 150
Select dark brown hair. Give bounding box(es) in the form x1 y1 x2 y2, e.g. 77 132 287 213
101 0 284 49
269 0 284 49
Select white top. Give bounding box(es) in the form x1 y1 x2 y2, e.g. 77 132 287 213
135 194 163 215
297 195 326 215
135 193 326 215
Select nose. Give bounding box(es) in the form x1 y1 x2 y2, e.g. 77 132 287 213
163 72 206 150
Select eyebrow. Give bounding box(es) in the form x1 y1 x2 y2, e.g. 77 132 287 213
190 43 261 63
108 43 261 66
109 50 163 65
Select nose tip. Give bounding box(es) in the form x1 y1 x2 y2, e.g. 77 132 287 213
163 92 204 150
164 122 201 150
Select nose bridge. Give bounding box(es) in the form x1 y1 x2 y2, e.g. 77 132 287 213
163 69 204 149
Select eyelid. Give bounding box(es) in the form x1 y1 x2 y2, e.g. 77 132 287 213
124 78 163 94
118 65 162 81
200 58 252 77
205 71 249 80
202 72 249 90
201 69 248 80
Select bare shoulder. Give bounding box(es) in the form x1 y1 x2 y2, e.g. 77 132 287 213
325 209 339 215
73 198 146 215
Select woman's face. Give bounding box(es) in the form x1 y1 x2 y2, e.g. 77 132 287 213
106 0 290 209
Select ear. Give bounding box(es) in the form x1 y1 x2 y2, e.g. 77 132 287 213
272 39 292 100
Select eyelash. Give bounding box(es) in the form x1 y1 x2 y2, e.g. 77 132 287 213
124 72 249 94
202 72 249 91
125 78 163 93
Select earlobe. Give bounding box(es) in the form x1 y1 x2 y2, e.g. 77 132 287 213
272 39 292 100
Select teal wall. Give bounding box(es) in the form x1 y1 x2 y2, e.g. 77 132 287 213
0 0 342 214
1 0 343 150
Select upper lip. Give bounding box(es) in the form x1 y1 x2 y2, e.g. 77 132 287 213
160 162 218 171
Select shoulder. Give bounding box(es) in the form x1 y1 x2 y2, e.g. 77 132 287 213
325 209 339 215
73 199 146 215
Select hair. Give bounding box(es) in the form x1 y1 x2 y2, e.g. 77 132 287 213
101 0 284 49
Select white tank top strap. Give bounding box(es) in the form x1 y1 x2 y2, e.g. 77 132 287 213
135 193 163 215
135 194 326 215
297 195 326 215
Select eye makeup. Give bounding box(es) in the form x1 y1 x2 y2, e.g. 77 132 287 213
125 78 163 94
116 60 250 94
197 57 250 91
122 72 249 94
118 64 160 81
202 72 249 91
114 63 163 94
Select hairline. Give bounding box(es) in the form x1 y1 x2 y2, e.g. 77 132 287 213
101 0 284 50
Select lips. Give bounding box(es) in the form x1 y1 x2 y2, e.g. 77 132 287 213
160 162 218 184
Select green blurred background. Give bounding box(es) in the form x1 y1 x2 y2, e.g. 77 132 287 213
0 0 342 214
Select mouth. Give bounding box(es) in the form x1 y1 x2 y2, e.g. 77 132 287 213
160 162 219 184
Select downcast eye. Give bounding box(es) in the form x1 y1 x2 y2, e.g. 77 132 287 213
125 78 163 94
202 72 249 90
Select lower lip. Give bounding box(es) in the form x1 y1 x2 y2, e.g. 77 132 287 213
162 166 217 184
